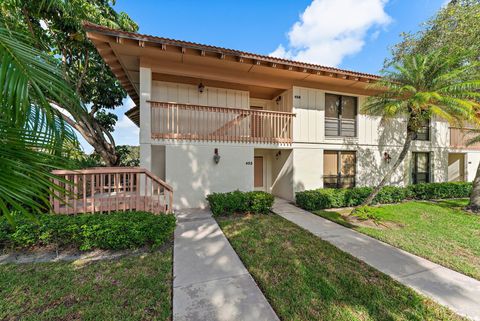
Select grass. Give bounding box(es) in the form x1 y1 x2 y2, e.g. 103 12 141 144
0 248 172 321
314 199 480 280
218 214 466 321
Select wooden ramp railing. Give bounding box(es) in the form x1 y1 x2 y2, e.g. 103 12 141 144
50 167 173 214
149 101 294 144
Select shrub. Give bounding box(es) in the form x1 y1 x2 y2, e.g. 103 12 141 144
0 211 176 251
374 186 412 204
295 189 349 210
295 182 472 211
246 191 275 214
408 182 472 200
345 187 372 207
206 190 274 216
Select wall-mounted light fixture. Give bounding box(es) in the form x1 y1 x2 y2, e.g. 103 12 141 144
198 82 205 93
275 96 282 105
275 150 282 160
213 148 221 164
383 152 392 164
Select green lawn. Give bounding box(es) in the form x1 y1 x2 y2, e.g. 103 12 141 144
218 214 465 321
0 249 172 321
315 199 480 280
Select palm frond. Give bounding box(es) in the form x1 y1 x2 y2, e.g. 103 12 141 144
0 24 83 219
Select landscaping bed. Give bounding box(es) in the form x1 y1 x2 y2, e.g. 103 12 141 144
0 211 176 252
217 214 466 321
0 248 172 321
315 199 480 280
296 182 472 211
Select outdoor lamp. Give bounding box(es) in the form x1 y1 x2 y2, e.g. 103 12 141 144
213 148 221 164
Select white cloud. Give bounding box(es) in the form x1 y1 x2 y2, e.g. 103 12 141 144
270 0 392 67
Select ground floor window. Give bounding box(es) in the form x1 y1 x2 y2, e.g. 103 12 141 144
411 152 430 184
323 151 356 188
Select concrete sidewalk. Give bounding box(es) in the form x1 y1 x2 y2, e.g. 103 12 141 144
173 208 279 321
273 198 480 321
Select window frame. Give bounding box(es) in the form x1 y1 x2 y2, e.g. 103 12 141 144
323 150 357 189
324 93 358 137
411 152 431 184
414 119 430 141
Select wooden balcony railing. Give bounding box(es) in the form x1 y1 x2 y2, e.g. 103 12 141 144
449 127 480 150
149 101 294 144
50 167 173 214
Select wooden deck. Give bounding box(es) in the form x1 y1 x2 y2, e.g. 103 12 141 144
51 167 173 214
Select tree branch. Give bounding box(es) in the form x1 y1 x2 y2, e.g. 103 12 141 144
75 49 89 94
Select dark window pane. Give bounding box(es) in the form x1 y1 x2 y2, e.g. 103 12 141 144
324 151 338 176
414 120 430 141
323 151 356 188
325 94 357 137
341 96 356 119
325 94 340 118
412 152 430 184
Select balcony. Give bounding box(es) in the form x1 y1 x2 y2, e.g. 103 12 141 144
149 101 294 144
449 127 480 150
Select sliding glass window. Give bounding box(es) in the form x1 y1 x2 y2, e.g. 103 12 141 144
411 152 430 184
325 94 357 137
323 151 356 188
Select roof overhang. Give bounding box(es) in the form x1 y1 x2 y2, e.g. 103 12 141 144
84 22 381 126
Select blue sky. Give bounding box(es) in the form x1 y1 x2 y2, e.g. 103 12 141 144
79 0 446 153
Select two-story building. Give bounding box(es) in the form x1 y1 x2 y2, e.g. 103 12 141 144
85 23 480 209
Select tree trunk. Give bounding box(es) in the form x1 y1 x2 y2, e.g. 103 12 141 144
361 130 416 206
468 162 480 212
57 110 119 166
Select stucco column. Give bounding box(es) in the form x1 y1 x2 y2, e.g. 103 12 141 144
139 65 152 171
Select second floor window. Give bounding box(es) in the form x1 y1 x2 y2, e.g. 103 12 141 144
414 119 430 141
325 94 357 137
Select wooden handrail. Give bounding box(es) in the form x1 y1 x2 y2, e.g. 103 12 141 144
52 167 173 192
149 101 295 144
50 167 173 214
147 100 296 116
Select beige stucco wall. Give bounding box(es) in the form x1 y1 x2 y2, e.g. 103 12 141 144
164 144 254 209
292 148 324 196
271 149 294 200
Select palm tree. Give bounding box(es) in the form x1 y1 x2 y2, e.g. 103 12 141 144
464 131 480 212
361 52 480 206
0 25 85 222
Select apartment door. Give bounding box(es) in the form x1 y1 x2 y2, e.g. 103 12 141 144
254 156 264 188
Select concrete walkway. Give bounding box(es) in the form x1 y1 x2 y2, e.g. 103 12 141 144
173 208 279 321
272 198 480 321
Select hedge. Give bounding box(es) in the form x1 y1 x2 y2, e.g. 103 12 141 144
295 182 472 211
206 190 275 216
0 211 176 251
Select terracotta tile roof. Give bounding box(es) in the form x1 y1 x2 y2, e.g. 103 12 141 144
83 22 380 80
